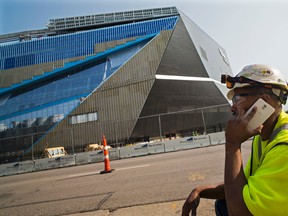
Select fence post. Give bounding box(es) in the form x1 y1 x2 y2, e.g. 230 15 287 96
31 135 34 161
70 129 75 154
201 109 207 135
158 115 162 141
115 120 118 146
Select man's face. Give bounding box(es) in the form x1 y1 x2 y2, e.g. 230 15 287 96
231 87 261 115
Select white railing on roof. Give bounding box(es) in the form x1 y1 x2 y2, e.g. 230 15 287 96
46 7 178 30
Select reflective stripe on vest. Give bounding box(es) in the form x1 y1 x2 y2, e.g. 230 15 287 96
250 123 288 176
257 123 288 160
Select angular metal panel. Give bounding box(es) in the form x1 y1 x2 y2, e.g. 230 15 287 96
156 17 207 77
36 30 173 150
131 15 233 140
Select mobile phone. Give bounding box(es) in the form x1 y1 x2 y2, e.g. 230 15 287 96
243 98 275 130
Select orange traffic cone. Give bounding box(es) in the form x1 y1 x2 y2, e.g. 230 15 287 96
100 134 114 174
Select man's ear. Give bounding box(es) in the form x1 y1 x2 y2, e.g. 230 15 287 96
261 93 281 107
260 93 270 102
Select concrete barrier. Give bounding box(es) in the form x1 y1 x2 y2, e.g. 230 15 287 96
18 160 34 174
0 162 21 176
75 151 102 165
164 139 181 152
0 132 227 176
87 151 104 163
34 155 76 171
0 164 6 176
75 152 90 165
75 149 118 165
119 144 149 159
109 148 120 160
0 161 34 176
34 158 61 171
148 142 165 154
59 155 76 168
0 161 35 176
179 135 211 150
209 131 225 145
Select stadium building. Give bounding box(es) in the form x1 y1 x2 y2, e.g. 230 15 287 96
0 7 233 163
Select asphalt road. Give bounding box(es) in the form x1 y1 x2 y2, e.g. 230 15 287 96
0 142 252 216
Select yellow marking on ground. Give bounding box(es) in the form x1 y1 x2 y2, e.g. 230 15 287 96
170 202 177 210
188 172 206 181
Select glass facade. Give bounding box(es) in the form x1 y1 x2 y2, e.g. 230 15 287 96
0 16 178 70
0 43 146 130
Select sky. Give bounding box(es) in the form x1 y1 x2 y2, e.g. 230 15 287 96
0 0 287 109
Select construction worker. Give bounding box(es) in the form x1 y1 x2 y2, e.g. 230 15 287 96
182 64 288 216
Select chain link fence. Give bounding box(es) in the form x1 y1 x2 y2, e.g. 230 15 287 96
0 104 231 164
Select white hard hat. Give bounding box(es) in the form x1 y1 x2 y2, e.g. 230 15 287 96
222 64 288 104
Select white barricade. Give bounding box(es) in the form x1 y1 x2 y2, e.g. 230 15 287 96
119 144 149 159
148 142 165 154
179 135 210 150
164 139 181 152
209 131 226 145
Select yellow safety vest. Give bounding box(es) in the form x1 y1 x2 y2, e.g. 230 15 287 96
243 111 288 215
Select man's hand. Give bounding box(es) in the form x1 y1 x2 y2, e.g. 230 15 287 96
182 189 200 216
224 107 256 216
225 107 261 149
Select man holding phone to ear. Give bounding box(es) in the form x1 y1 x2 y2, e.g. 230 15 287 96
182 64 288 216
